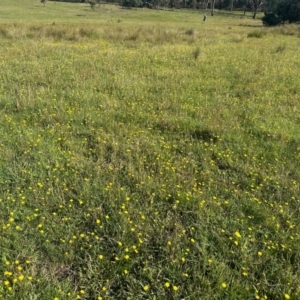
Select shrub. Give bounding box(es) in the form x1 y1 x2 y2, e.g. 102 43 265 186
262 12 282 26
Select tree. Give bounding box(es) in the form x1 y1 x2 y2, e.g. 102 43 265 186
250 0 264 18
264 0 279 11
211 0 216 15
261 0 300 25
152 0 166 9
230 0 234 11
276 0 300 22
122 0 142 6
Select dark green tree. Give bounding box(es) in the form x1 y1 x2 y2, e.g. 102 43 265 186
264 0 279 11
276 0 300 22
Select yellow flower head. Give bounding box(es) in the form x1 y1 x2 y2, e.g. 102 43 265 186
234 231 241 238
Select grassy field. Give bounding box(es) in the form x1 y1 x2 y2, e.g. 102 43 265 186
1 0 300 299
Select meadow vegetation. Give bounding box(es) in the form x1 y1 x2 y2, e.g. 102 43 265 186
1 0 300 299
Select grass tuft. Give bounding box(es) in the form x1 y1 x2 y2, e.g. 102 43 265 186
192 46 202 59
275 43 287 53
247 29 265 38
185 28 196 36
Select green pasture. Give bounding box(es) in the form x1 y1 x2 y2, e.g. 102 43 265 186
0 0 300 299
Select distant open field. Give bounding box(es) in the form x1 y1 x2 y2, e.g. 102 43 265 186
1 0 300 299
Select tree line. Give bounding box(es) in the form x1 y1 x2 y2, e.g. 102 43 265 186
47 0 300 24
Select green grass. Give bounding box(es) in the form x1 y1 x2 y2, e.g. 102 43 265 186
1 1 300 299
